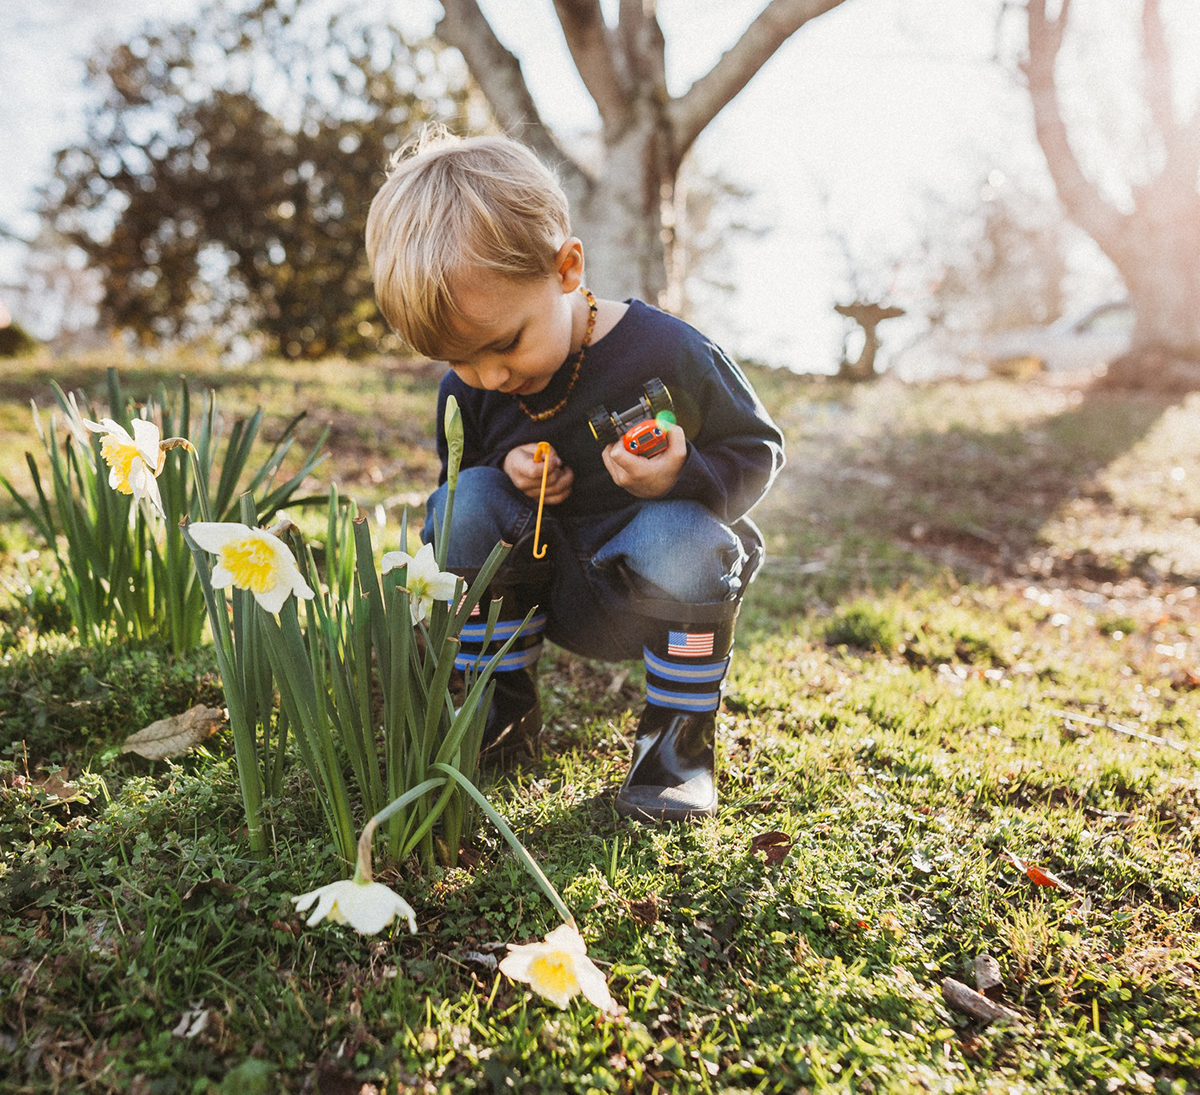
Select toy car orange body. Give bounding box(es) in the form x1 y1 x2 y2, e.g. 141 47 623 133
623 419 668 457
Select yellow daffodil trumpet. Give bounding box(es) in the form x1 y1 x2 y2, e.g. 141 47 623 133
187 521 315 613
83 416 173 515
499 923 617 1013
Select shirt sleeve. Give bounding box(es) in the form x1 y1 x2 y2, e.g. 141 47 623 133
663 340 785 523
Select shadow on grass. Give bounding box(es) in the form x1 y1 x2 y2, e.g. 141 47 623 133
752 376 1193 611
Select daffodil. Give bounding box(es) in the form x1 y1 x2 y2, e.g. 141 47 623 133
291 878 417 936
381 541 458 624
83 416 166 515
187 521 314 613
499 923 617 1012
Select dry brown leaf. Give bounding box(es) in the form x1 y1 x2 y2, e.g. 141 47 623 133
122 705 225 760
749 830 793 866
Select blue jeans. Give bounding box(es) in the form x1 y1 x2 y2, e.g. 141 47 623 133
425 466 760 661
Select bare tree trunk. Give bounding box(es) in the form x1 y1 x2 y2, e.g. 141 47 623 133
569 111 676 303
1026 0 1200 384
436 0 848 308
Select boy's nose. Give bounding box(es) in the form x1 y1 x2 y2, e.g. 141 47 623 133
477 363 510 391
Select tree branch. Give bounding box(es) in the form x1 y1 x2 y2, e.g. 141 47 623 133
1141 0 1177 144
435 0 589 189
667 0 849 160
1024 0 1129 254
551 0 630 134
1181 101 1200 181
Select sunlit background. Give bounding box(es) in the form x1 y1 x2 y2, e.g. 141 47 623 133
1 0 1197 377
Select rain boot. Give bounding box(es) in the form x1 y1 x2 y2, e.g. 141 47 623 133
453 558 549 760
615 601 738 823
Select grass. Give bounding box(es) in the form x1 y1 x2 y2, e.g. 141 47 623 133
2 351 1199 1093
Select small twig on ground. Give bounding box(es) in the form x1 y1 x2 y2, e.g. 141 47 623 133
941 978 1020 1025
1046 707 1194 755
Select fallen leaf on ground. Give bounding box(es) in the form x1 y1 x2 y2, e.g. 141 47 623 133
749 830 793 865
626 895 660 926
1002 849 1076 893
172 1008 211 1039
122 705 225 760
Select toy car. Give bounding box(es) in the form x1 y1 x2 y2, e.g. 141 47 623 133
588 378 676 459
622 419 669 457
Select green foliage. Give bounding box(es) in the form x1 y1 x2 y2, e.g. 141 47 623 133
2 360 1200 1092
825 599 903 652
0 366 327 655
0 637 220 760
0 320 38 358
41 1 475 357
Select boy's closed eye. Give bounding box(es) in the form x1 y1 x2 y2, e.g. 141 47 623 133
447 330 521 367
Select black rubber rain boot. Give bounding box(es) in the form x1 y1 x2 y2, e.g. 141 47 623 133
454 561 550 761
615 602 738 824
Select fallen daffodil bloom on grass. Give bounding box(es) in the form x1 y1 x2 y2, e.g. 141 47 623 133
187 521 315 613
499 923 618 1013
83 416 168 515
290 765 619 1015
381 541 458 624
291 879 417 936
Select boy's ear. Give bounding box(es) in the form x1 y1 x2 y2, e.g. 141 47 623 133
554 238 584 293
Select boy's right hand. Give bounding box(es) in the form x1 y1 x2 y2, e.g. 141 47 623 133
503 443 574 504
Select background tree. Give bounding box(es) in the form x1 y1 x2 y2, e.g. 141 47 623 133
924 171 1071 338
41 2 475 357
1024 0 1200 384
434 0 851 307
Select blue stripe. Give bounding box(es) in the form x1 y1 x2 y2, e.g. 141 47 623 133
460 612 546 644
646 684 720 711
455 642 543 673
643 647 728 683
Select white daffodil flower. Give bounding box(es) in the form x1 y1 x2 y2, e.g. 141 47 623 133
291 878 417 936
499 923 617 1012
84 416 166 515
381 541 458 624
187 522 314 613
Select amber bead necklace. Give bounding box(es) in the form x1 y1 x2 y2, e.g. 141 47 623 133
517 287 598 422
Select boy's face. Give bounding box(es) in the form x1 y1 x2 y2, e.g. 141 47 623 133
440 240 584 397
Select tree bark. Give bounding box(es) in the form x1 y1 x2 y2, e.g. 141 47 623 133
1025 0 1200 381
435 0 849 306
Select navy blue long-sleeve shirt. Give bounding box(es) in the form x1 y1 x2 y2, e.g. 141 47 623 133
434 299 784 524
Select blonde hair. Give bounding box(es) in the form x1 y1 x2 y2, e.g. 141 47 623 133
365 127 572 358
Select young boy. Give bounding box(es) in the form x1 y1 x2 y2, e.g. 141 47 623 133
366 129 784 824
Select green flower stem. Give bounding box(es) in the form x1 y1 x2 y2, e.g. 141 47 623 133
181 522 268 858
356 777 449 882
430 762 575 929
187 446 212 522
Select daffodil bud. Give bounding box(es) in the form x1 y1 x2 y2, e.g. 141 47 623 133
444 395 464 488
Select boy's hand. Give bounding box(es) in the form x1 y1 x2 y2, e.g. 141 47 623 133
503 443 574 504
601 425 687 499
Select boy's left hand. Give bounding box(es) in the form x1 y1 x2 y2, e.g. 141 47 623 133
601 425 687 498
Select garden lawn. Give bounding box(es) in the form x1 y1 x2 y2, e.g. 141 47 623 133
2 353 1199 1094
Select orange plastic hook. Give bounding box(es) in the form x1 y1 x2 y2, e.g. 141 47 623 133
532 441 551 559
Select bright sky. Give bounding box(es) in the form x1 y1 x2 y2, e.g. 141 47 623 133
1 0 1195 373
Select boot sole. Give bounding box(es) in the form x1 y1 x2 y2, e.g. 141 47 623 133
614 791 717 825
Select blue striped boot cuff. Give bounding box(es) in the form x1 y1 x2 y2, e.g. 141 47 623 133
643 645 729 713
645 683 721 712
455 613 546 674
